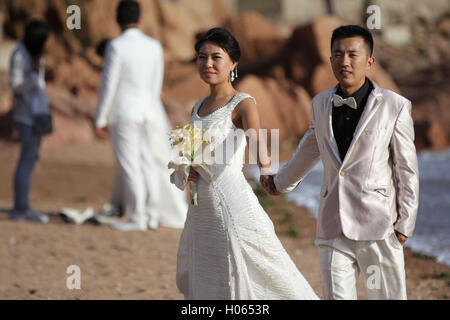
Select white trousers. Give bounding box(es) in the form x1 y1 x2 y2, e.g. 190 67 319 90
110 121 187 229
315 232 407 300
110 122 160 227
110 169 123 210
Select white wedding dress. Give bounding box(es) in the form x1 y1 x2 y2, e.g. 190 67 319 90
175 93 319 300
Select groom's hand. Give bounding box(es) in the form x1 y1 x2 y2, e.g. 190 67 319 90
260 175 281 196
395 230 408 246
268 175 281 195
260 175 271 193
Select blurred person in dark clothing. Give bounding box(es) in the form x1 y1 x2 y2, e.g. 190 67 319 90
9 20 50 223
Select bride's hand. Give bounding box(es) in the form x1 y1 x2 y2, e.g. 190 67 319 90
260 175 281 195
188 167 199 182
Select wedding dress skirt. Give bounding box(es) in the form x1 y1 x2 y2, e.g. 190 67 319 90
175 93 319 299
150 118 188 228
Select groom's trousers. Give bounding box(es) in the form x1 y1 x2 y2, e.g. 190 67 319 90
315 232 407 300
110 121 160 228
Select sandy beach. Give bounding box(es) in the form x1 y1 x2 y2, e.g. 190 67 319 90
0 139 448 300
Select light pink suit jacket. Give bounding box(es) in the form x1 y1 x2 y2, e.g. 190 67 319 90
275 79 419 240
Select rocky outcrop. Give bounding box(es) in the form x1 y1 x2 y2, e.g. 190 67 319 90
221 12 287 67
84 0 231 61
272 15 400 96
236 75 311 141
400 63 450 151
0 1 448 150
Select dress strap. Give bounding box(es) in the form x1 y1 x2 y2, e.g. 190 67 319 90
228 92 257 112
191 97 207 117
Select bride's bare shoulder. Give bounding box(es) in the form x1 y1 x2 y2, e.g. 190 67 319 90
234 94 257 115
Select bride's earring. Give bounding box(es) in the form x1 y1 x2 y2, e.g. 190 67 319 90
230 66 238 82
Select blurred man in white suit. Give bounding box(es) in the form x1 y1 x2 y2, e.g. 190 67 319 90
95 0 187 231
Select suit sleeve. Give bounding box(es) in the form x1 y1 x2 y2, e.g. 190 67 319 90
274 104 321 193
390 100 419 237
95 44 122 128
152 43 164 98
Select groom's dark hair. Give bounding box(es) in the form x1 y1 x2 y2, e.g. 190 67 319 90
331 25 374 56
116 0 140 26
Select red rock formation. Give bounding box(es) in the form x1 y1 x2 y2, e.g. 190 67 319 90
277 15 400 96
1 2 447 151
222 11 286 66
236 75 311 141
161 61 209 127
403 63 450 151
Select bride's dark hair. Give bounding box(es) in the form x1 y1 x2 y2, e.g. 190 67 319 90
194 28 241 62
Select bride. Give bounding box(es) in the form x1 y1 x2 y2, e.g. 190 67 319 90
172 28 319 300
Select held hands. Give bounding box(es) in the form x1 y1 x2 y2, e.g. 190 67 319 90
395 230 408 246
260 174 281 195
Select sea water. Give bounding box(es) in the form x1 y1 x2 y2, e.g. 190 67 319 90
246 148 450 266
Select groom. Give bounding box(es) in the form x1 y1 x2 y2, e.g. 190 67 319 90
94 0 169 230
263 25 419 299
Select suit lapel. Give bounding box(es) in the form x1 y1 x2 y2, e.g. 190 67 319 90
324 88 342 167
341 86 383 167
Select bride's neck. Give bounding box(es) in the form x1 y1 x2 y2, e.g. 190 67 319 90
209 81 235 99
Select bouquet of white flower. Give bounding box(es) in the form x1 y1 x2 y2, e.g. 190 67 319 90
168 123 213 206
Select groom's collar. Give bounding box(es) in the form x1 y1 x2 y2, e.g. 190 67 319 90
122 28 141 36
335 77 372 109
331 78 382 98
